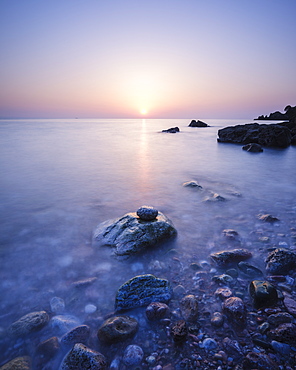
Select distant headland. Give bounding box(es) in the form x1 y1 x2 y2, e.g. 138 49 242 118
255 105 296 122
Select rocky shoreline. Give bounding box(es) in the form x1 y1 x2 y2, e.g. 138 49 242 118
1 205 296 370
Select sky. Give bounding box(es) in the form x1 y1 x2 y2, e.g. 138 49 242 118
0 0 296 119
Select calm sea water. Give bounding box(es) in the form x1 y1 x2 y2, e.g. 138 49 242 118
0 118 295 362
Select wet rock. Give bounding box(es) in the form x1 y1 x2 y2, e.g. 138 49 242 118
182 180 202 189
222 297 246 326
202 337 217 351
180 294 198 322
269 323 296 345
210 248 252 267
271 340 291 357
36 336 60 358
222 337 243 360
189 119 209 127
243 351 279 370
146 302 170 321
162 126 180 133
211 312 224 327
214 287 233 300
8 311 49 337
123 345 144 366
93 212 177 256
136 206 158 221
249 280 278 308
204 192 226 202
283 296 296 317
61 325 90 345
257 213 279 223
238 261 263 277
242 142 263 152
0 356 32 370
60 343 107 370
115 274 172 311
50 297 65 314
267 312 293 326
50 315 81 335
265 248 296 274
171 320 188 342
97 316 138 344
212 274 234 285
222 229 239 239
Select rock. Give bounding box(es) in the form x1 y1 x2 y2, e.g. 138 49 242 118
202 337 217 351
243 351 279 370
203 192 226 202
242 143 263 152
211 312 224 327
249 280 278 308
217 123 292 148
146 302 170 321
222 337 243 360
93 212 177 256
36 336 60 358
222 229 239 239
8 311 49 337
210 248 252 267
257 213 279 223
60 343 107 370
182 180 202 189
162 127 180 133
180 294 198 322
283 296 296 317
136 206 158 221
97 316 138 344
269 323 296 346
265 248 296 274
50 297 65 314
238 261 263 277
61 325 90 345
267 312 293 326
50 315 81 335
115 274 172 311
271 340 291 357
85 304 97 314
0 356 32 370
123 345 144 366
212 274 234 285
171 320 188 342
222 297 246 326
189 120 209 127
214 287 233 300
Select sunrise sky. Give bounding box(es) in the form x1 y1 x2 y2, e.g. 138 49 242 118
1 0 295 119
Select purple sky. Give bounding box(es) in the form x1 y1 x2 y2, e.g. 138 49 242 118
1 0 295 119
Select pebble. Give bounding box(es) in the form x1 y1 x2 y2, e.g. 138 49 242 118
271 340 291 356
211 312 224 327
136 206 158 221
123 345 144 366
202 337 217 351
97 315 138 343
180 294 198 322
222 297 246 326
171 320 188 342
214 287 233 300
283 296 296 317
146 302 170 321
84 304 97 314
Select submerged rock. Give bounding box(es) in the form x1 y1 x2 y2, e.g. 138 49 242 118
60 343 107 370
242 143 263 152
258 213 279 223
8 311 49 337
211 312 224 327
123 345 144 366
210 248 252 267
97 316 138 344
182 180 203 189
203 192 226 202
0 356 32 370
265 248 296 274
115 274 172 311
249 280 278 308
238 261 263 277
180 294 199 322
93 211 177 256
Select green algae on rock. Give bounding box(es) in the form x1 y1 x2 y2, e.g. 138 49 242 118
115 274 172 311
93 211 177 256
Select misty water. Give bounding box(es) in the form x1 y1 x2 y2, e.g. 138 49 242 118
0 118 296 365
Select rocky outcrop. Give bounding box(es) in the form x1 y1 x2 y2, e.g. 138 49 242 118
217 123 292 148
93 210 177 256
115 274 172 311
189 120 209 127
162 126 180 133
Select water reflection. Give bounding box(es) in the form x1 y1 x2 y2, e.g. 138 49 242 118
136 119 152 193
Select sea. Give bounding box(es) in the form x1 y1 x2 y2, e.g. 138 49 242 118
0 118 295 365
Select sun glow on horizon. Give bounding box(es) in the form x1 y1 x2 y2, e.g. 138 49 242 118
140 108 148 115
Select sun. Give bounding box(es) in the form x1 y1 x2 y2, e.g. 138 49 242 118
140 109 147 115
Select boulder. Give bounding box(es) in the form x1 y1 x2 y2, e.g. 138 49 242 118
59 343 107 370
162 127 180 133
115 274 172 311
242 143 263 152
93 211 177 256
210 248 252 267
189 120 209 127
8 311 49 337
97 316 138 344
265 248 296 274
217 123 292 148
